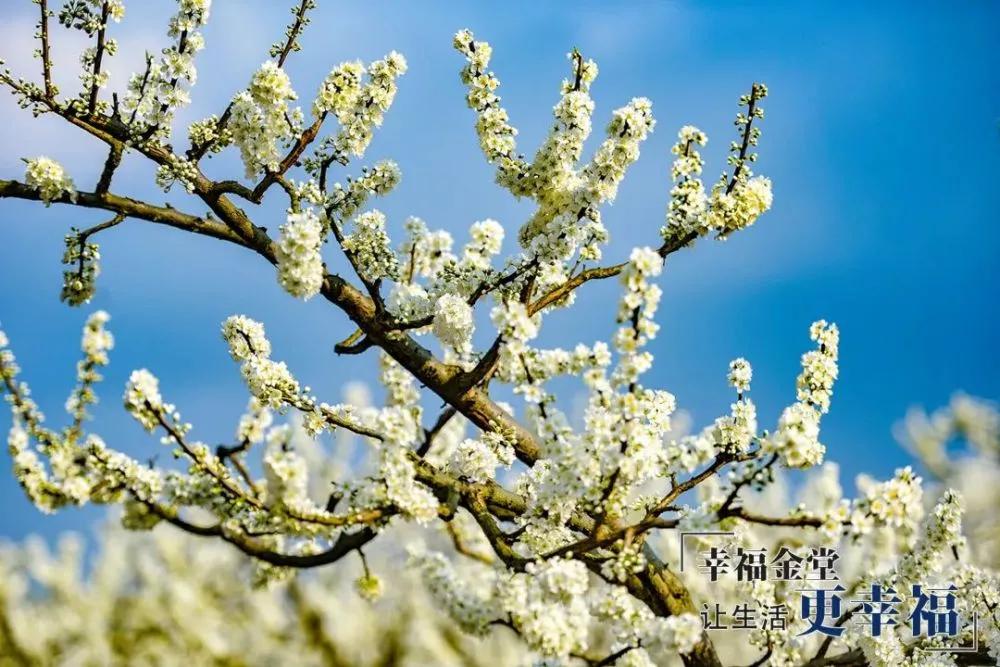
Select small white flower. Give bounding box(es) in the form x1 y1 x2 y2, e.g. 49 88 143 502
727 357 753 392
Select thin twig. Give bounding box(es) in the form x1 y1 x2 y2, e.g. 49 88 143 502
275 0 313 67
38 0 54 98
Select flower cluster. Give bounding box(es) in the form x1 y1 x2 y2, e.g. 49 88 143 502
501 558 591 658
342 210 399 283
585 98 656 204
662 125 709 239
275 208 325 299
187 114 232 155
707 83 772 237
313 61 363 118
354 572 384 602
765 400 823 468
56 0 126 113
763 320 840 468
447 434 514 483
123 369 169 432
432 293 475 355
24 156 75 204
527 50 597 200
600 541 647 583
491 301 538 351
894 488 966 584
221 316 301 409
60 229 101 306
727 357 753 393
613 247 663 387
121 0 212 142
65 311 114 430
316 52 407 161
659 613 704 656
153 153 198 192
797 319 840 412
453 29 530 195
326 160 401 221
518 95 654 249
711 395 758 455
661 86 773 245
851 466 924 532
398 217 455 280
230 61 302 178
0 315 125 512
221 314 271 361
706 175 773 237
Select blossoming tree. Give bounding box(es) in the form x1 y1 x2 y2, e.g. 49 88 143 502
0 2 997 665
1 396 996 666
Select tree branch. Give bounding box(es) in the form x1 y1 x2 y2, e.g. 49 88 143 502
87 2 112 115
274 0 314 67
95 143 122 194
38 0 55 99
0 179 245 245
158 504 379 568
719 507 823 528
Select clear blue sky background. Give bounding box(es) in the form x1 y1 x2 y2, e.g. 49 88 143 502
0 2 997 542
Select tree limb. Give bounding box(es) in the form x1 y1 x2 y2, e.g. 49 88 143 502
0 179 245 245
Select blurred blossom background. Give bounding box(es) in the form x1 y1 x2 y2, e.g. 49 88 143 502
0 0 997 543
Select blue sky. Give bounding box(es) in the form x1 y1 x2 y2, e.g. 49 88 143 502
0 1 997 541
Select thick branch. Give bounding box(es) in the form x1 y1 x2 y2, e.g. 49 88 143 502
95 143 122 194
0 179 245 245
720 507 823 528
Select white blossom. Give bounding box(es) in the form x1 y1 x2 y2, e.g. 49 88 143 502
658 613 703 655
432 294 475 354
797 320 840 413
275 208 325 299
728 357 753 392
120 0 212 141
222 315 271 361
765 401 824 468
491 301 538 345
342 210 399 282
707 175 772 235
123 369 164 432
24 157 75 204
229 61 301 178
